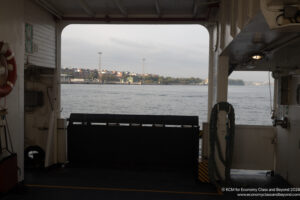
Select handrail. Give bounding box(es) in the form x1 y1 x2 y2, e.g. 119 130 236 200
68 113 199 126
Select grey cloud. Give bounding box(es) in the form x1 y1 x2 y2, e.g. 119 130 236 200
62 25 269 81
109 37 151 49
62 36 208 78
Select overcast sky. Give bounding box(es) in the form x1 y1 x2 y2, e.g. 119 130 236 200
62 25 268 82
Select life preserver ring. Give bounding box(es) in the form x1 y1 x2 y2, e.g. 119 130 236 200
0 42 17 97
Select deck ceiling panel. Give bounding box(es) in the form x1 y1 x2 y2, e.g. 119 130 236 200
35 0 219 22
46 0 83 14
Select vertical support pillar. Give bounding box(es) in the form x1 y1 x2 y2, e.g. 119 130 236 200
56 23 63 119
217 56 229 102
273 77 278 173
273 78 278 117
44 22 63 167
53 23 63 165
203 26 216 160
207 27 215 121
215 55 229 180
52 23 63 165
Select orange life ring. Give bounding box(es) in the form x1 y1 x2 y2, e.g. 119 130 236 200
0 42 17 98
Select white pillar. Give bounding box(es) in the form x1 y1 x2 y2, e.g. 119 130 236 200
203 26 216 160
215 55 229 180
216 56 229 102
207 27 215 121
56 23 63 118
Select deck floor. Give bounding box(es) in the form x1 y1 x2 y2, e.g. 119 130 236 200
2 167 293 200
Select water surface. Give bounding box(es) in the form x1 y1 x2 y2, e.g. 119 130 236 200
61 84 272 125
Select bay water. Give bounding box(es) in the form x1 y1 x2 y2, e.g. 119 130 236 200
61 84 273 126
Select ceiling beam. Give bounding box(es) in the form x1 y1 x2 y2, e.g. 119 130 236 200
193 0 199 18
78 0 95 17
114 0 127 17
155 0 161 17
61 16 211 24
35 0 62 19
199 1 220 6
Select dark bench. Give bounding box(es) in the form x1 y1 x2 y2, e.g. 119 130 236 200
67 113 199 176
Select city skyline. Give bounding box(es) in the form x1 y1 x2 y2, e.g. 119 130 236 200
60 67 248 86
61 66 270 86
62 25 269 82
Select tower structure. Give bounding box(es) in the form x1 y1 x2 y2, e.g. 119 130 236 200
142 58 146 84
142 58 145 75
98 52 102 83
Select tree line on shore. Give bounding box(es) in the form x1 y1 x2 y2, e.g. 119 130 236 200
61 68 245 85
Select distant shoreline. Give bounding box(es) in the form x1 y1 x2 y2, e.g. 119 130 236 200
60 82 246 86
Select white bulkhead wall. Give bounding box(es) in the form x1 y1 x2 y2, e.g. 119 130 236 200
23 0 60 167
275 75 300 186
0 0 25 181
0 0 58 182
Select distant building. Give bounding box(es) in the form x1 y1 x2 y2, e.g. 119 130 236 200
202 79 209 85
102 70 113 75
61 74 72 83
127 77 134 84
116 72 123 78
70 78 85 83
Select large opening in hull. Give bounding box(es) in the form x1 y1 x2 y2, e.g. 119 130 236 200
59 24 207 182
60 25 209 123
24 24 211 193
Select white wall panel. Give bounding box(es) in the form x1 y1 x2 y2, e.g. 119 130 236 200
25 0 56 68
276 76 300 186
232 125 276 170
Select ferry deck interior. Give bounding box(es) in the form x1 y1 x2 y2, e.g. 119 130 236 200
0 0 300 199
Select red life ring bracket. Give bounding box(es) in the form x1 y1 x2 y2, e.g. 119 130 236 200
0 42 17 98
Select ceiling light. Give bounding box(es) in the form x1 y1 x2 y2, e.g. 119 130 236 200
252 54 263 60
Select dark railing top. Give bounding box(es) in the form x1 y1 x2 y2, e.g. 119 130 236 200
68 113 199 126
